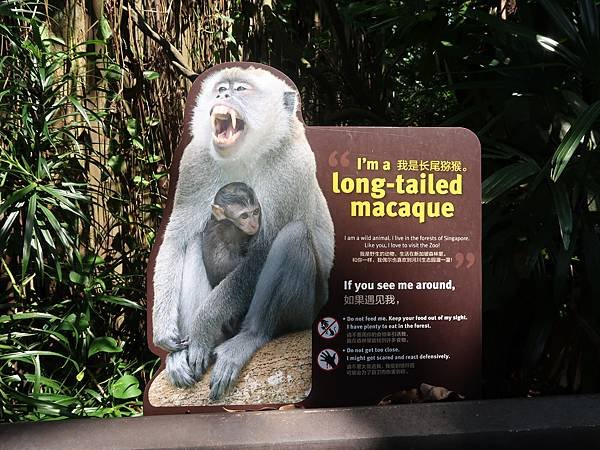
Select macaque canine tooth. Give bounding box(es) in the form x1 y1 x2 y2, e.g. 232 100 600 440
231 111 237 130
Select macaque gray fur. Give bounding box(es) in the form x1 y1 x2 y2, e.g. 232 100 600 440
202 182 261 288
152 66 334 400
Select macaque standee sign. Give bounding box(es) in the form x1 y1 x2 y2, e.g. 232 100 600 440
144 62 480 414
306 127 481 406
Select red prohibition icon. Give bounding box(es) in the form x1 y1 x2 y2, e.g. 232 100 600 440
317 317 340 339
317 348 340 371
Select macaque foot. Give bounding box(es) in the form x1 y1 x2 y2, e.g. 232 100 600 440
209 335 257 400
209 351 242 401
166 350 195 388
187 341 213 381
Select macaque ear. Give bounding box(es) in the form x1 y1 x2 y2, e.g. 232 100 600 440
283 91 297 114
211 204 227 221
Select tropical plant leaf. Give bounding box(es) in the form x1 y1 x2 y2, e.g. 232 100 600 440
88 336 122 357
578 0 599 44
551 100 600 181
539 0 586 53
550 181 572 250
482 161 539 203
109 374 141 399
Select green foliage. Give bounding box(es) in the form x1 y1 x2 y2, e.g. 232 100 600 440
0 3 159 421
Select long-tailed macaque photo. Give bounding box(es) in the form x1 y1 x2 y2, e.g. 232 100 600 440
151 64 335 402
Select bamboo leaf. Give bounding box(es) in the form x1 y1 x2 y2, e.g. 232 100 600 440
32 225 44 277
67 96 91 128
96 295 143 310
34 393 79 405
36 185 77 208
104 63 122 81
21 193 37 277
551 100 600 181
38 224 57 251
0 182 36 216
0 312 59 324
38 204 74 250
0 210 19 245
37 185 89 222
0 351 79 371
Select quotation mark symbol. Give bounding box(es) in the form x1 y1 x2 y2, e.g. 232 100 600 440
328 151 350 168
454 252 475 269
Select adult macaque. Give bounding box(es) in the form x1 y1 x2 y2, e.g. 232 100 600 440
202 182 261 288
152 65 334 400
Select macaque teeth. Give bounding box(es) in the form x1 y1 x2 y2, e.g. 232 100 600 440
210 105 245 146
212 105 229 116
211 105 242 134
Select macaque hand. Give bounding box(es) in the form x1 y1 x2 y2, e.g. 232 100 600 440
154 325 189 353
166 349 195 388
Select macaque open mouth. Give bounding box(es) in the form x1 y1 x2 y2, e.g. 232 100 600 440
211 105 245 147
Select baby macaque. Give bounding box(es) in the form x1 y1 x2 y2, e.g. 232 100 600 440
201 182 261 288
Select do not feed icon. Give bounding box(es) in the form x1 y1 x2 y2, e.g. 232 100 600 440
318 317 340 339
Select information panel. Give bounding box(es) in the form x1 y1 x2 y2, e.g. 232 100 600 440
306 127 481 407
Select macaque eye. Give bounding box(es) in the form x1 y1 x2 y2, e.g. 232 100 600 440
240 212 249 219
233 82 251 92
253 209 260 216
217 83 228 93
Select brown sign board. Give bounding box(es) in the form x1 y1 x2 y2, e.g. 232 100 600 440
144 62 481 414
